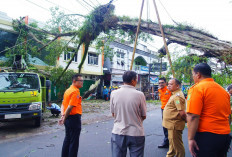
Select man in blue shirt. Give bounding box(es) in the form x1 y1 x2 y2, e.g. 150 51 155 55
103 86 109 101
47 102 61 117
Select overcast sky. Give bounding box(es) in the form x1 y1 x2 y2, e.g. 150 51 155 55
1 0 232 47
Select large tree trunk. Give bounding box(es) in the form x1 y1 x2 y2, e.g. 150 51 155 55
118 21 232 64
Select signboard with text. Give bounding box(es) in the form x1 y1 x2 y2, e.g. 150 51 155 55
140 66 149 73
150 76 159 84
149 63 167 72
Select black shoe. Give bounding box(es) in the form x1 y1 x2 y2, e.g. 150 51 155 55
158 143 169 148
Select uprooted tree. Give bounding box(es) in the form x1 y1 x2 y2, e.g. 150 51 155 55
8 2 232 84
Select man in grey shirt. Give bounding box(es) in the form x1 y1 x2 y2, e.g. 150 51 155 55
110 70 147 157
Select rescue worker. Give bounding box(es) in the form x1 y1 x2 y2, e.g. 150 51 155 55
158 77 172 148
187 63 231 157
163 78 186 157
59 74 84 157
108 86 112 100
102 86 109 101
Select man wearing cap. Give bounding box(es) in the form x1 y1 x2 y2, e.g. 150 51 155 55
103 86 109 101
187 63 231 157
158 77 172 148
163 78 186 157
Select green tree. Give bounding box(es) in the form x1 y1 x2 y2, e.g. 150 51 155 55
168 55 208 84
47 66 76 101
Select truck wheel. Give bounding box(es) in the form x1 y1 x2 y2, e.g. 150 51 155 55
34 116 42 127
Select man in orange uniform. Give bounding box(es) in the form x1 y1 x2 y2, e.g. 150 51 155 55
59 74 84 157
158 77 172 148
187 63 231 157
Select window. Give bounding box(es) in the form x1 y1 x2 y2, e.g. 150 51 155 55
88 53 98 65
116 52 125 70
63 52 77 62
135 61 141 65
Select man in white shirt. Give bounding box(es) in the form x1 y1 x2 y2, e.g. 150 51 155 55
110 70 147 157
47 102 61 117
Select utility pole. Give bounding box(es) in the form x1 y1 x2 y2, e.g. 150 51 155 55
130 0 145 70
152 0 175 78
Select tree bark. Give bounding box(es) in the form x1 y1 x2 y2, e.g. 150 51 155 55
118 21 232 64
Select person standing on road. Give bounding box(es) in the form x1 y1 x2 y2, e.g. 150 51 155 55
59 74 84 157
187 63 231 157
102 86 109 101
163 78 186 157
158 77 172 148
110 70 147 157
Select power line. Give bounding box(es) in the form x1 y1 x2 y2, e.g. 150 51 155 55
88 0 97 7
75 0 91 11
157 0 178 25
82 0 95 9
43 0 76 13
24 0 50 12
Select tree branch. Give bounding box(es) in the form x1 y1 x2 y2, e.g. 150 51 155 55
28 31 46 46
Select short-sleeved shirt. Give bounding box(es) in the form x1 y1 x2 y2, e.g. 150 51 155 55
158 86 172 109
47 103 61 111
110 85 147 136
63 85 82 115
103 88 109 95
163 89 186 130
187 78 231 134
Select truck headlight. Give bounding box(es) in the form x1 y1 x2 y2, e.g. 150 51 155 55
29 102 42 110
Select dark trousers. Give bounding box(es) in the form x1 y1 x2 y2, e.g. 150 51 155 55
103 94 108 101
62 114 81 157
51 109 61 115
161 109 169 144
195 132 231 157
111 133 145 157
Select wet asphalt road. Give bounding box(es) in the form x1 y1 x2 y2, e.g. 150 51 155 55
0 108 231 157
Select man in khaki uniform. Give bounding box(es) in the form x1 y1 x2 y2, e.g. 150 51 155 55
163 78 186 157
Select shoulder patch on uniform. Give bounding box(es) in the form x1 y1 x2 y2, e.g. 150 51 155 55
187 94 191 100
176 100 180 104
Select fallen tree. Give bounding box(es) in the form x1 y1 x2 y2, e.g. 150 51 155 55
9 3 232 82
118 20 232 64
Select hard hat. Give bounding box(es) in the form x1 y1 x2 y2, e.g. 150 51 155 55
104 86 106 88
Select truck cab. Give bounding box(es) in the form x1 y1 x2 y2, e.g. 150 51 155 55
0 72 48 127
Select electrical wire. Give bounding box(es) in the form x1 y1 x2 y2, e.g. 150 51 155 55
24 0 50 12
88 0 97 8
82 0 95 9
157 0 178 25
43 0 76 13
75 0 91 11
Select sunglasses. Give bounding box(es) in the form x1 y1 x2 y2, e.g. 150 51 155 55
75 80 84 82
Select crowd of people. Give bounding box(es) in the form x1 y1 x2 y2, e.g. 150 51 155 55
102 85 119 101
54 63 231 157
